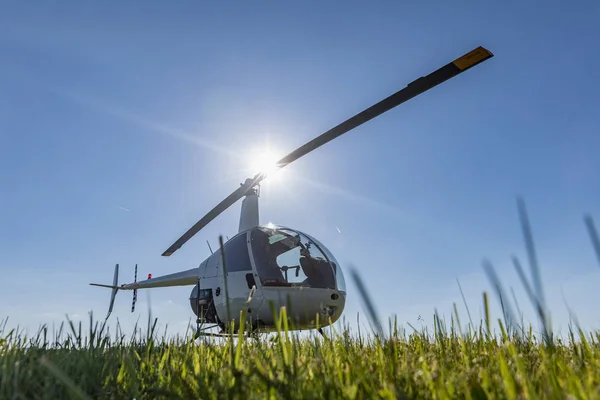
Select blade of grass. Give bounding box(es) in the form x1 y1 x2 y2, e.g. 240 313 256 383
584 214 600 267
349 265 384 339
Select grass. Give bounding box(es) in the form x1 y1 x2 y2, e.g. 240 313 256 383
2 199 600 399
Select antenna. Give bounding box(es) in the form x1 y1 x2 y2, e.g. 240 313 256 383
206 240 213 254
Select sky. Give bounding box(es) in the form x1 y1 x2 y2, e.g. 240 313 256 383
1 1 600 340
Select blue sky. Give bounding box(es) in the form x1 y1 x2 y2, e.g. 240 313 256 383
1 1 600 338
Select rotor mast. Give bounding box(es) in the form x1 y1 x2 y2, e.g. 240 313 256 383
238 180 260 233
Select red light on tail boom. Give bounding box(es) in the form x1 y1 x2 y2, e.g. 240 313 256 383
148 273 152 279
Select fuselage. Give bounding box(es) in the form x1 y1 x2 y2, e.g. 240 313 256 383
121 224 347 332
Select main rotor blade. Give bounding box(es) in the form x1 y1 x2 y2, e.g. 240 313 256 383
161 175 262 256
273 46 493 170
161 46 493 257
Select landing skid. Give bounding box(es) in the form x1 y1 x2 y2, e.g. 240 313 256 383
192 325 260 340
195 331 236 339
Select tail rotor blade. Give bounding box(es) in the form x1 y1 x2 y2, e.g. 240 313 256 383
131 264 138 313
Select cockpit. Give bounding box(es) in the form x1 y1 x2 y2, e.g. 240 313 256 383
250 224 346 291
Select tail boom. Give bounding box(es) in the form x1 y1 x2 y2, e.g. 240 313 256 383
119 267 199 290
90 265 200 320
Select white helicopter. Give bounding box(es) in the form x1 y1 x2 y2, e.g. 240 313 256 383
91 46 494 337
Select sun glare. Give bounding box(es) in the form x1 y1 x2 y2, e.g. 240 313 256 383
249 149 285 181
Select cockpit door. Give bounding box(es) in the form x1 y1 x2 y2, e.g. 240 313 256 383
212 232 264 327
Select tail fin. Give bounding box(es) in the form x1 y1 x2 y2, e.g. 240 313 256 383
89 263 120 321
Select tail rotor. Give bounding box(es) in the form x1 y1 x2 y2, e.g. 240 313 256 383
90 263 140 321
131 264 138 313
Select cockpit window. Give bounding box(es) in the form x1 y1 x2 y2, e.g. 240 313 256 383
250 226 337 289
221 232 252 273
304 233 347 293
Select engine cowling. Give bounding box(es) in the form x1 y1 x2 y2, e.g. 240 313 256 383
189 284 218 323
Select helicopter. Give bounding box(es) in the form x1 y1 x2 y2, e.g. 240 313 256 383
90 45 494 337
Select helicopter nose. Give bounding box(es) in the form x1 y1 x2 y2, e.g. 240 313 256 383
319 290 346 322
257 287 346 330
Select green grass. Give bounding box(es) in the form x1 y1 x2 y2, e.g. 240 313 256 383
2 310 600 399
2 199 600 399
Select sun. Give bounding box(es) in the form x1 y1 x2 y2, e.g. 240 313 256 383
249 149 286 181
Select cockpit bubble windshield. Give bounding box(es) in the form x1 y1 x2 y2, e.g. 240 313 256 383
303 232 346 293
251 225 337 290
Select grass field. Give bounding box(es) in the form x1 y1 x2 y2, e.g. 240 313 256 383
2 308 600 399
2 200 600 399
